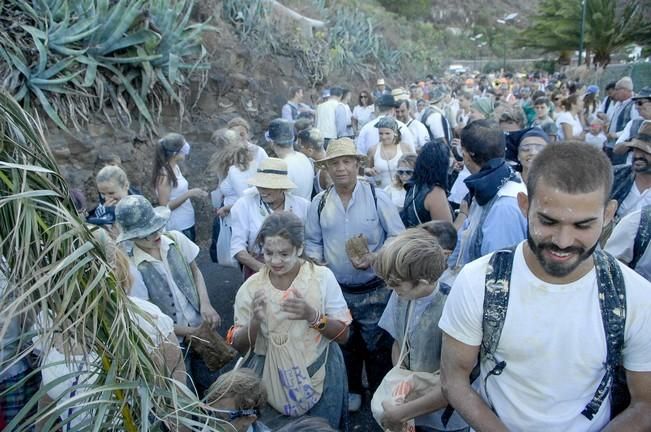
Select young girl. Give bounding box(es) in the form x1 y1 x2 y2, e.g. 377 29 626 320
230 212 351 431
152 133 207 241
384 154 417 211
375 223 468 432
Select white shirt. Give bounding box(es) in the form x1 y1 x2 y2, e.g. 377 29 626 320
439 242 651 432
605 208 651 282
315 99 340 139
283 151 315 200
420 107 447 141
356 115 415 155
555 111 583 141
166 165 195 231
449 167 471 205
618 181 651 219
132 231 202 330
406 118 430 151
352 105 375 128
384 184 406 210
584 131 607 149
230 191 310 259
220 145 269 207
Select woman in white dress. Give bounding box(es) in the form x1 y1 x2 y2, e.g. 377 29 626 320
152 133 207 241
352 91 375 133
366 117 415 188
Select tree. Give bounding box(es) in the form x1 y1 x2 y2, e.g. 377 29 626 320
518 0 651 68
0 90 227 431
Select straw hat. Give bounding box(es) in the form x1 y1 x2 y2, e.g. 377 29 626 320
247 158 296 189
315 138 367 167
626 121 651 154
115 195 170 243
377 78 385 86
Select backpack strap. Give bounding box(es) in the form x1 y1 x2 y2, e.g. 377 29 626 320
441 246 516 427
582 249 627 420
421 108 435 141
317 182 377 224
480 246 516 377
631 205 651 269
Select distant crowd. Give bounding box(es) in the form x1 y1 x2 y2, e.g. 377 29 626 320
3 70 651 432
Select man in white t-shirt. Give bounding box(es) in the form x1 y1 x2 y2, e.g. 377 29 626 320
439 142 651 431
267 118 314 200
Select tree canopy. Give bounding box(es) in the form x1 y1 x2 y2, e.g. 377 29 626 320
518 0 651 68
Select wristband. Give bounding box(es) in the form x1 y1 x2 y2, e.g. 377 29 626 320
310 313 328 331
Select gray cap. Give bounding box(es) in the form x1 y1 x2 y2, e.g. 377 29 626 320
429 86 447 104
267 118 295 146
115 195 170 243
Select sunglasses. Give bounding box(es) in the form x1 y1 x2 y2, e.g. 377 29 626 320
397 169 414 175
360 95 368 99
635 99 651 106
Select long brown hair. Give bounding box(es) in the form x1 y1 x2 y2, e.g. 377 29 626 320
208 128 250 181
151 133 185 189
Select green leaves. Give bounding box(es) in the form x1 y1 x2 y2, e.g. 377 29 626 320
517 0 651 68
0 0 213 134
0 91 228 431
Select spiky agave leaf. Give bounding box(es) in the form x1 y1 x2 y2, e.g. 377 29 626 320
0 90 229 431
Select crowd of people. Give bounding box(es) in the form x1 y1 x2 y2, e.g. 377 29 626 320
3 70 651 432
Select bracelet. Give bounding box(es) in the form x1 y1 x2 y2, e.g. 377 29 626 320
310 313 328 331
309 310 321 327
332 324 348 340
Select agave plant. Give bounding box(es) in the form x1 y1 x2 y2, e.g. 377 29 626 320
0 90 228 431
0 0 213 135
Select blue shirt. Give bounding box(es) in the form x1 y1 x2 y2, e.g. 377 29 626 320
449 182 528 269
305 181 405 285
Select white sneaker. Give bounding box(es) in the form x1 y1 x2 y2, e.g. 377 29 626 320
348 393 362 412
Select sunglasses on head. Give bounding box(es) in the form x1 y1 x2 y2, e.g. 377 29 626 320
635 99 651 106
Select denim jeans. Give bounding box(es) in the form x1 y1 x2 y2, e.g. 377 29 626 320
340 285 393 394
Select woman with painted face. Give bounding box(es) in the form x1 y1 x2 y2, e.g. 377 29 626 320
366 116 415 188
152 133 207 242
230 212 352 431
229 158 310 279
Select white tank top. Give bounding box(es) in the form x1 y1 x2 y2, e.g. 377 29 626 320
166 165 195 231
373 144 403 188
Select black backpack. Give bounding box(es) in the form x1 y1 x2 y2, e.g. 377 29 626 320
631 205 651 269
421 106 452 144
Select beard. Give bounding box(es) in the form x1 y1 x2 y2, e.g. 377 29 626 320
633 157 651 174
527 228 598 278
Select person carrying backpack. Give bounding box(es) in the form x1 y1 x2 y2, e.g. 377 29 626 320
420 86 453 145
605 204 651 282
439 142 651 431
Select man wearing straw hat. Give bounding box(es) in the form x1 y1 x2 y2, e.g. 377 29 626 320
230 158 310 279
115 195 220 396
305 138 405 412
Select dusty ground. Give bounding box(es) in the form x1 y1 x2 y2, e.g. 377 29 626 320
197 251 382 431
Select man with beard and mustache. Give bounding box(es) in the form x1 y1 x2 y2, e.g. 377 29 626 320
611 120 651 220
438 142 651 431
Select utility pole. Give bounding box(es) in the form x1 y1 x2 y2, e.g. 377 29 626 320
578 0 587 65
